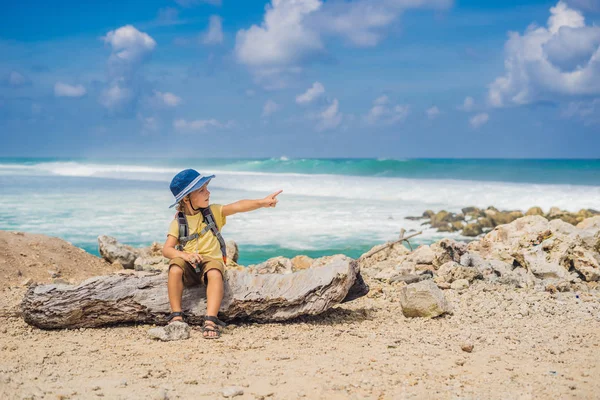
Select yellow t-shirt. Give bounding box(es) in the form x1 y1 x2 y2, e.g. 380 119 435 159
167 204 226 260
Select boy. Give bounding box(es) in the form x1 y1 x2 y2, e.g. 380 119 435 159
162 168 282 339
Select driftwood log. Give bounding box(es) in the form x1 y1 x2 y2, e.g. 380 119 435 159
22 255 368 329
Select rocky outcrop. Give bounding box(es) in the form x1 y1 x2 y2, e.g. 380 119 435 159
407 206 600 238
22 255 365 329
358 215 600 293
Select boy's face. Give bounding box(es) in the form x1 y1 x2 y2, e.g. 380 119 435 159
187 183 210 208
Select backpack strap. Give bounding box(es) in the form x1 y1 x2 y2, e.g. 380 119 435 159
201 207 228 264
176 212 199 251
175 209 227 264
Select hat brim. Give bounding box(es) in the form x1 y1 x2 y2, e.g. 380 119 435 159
169 175 215 208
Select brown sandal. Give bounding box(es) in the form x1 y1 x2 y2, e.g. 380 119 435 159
202 315 226 339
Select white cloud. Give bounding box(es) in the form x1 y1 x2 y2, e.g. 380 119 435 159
154 91 182 107
235 0 323 68
174 0 221 7
202 15 224 45
173 118 234 132
103 25 156 66
234 0 453 85
101 25 156 113
426 106 440 119
54 82 87 97
469 113 489 129
459 96 475 111
316 98 342 131
562 99 600 124
366 96 409 124
296 81 325 104
7 71 29 87
262 100 281 117
100 84 134 111
488 1 600 108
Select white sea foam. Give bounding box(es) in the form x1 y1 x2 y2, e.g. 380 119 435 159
1 160 599 258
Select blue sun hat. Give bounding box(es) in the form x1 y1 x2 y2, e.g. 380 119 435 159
169 169 215 208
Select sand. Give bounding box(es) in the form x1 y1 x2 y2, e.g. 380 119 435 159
1 231 599 399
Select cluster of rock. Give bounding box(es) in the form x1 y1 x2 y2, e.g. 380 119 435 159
407 206 600 237
364 215 600 318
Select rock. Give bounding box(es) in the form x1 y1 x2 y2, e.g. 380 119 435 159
569 246 600 282
22 255 365 328
461 207 482 217
526 207 544 216
450 279 469 290
430 239 467 268
98 235 137 269
437 223 456 232
436 261 482 283
410 245 435 265
147 321 191 341
134 256 169 272
461 343 474 353
221 386 244 398
451 221 465 231
251 257 293 274
547 207 565 219
389 271 433 285
577 216 600 230
422 210 435 218
21 278 33 286
462 223 483 237
398 280 452 318
359 242 411 272
478 217 494 229
226 240 239 263
516 245 569 280
489 211 520 226
291 255 313 271
374 268 397 282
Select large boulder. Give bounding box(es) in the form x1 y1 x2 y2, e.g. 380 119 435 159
398 280 452 318
98 235 137 269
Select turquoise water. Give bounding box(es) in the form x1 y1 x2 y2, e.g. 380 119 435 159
1 157 599 266
2 157 600 185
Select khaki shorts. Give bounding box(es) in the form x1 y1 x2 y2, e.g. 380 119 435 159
169 256 225 287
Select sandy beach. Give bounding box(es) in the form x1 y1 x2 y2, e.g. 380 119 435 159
1 226 599 400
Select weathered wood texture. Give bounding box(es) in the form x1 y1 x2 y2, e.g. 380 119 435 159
22 256 367 329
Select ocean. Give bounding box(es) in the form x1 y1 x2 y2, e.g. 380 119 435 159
1 158 599 266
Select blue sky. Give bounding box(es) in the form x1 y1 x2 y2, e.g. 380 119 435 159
1 0 599 158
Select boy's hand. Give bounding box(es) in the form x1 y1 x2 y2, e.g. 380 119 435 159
261 190 283 208
182 252 203 265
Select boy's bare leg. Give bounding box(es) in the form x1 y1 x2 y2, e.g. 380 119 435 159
204 269 224 338
167 266 184 322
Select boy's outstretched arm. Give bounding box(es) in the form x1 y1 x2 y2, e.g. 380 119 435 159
222 190 283 217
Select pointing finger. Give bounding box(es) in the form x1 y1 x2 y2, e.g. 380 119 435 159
270 190 283 199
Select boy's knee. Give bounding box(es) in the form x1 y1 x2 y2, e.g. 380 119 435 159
169 265 184 277
205 268 223 282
